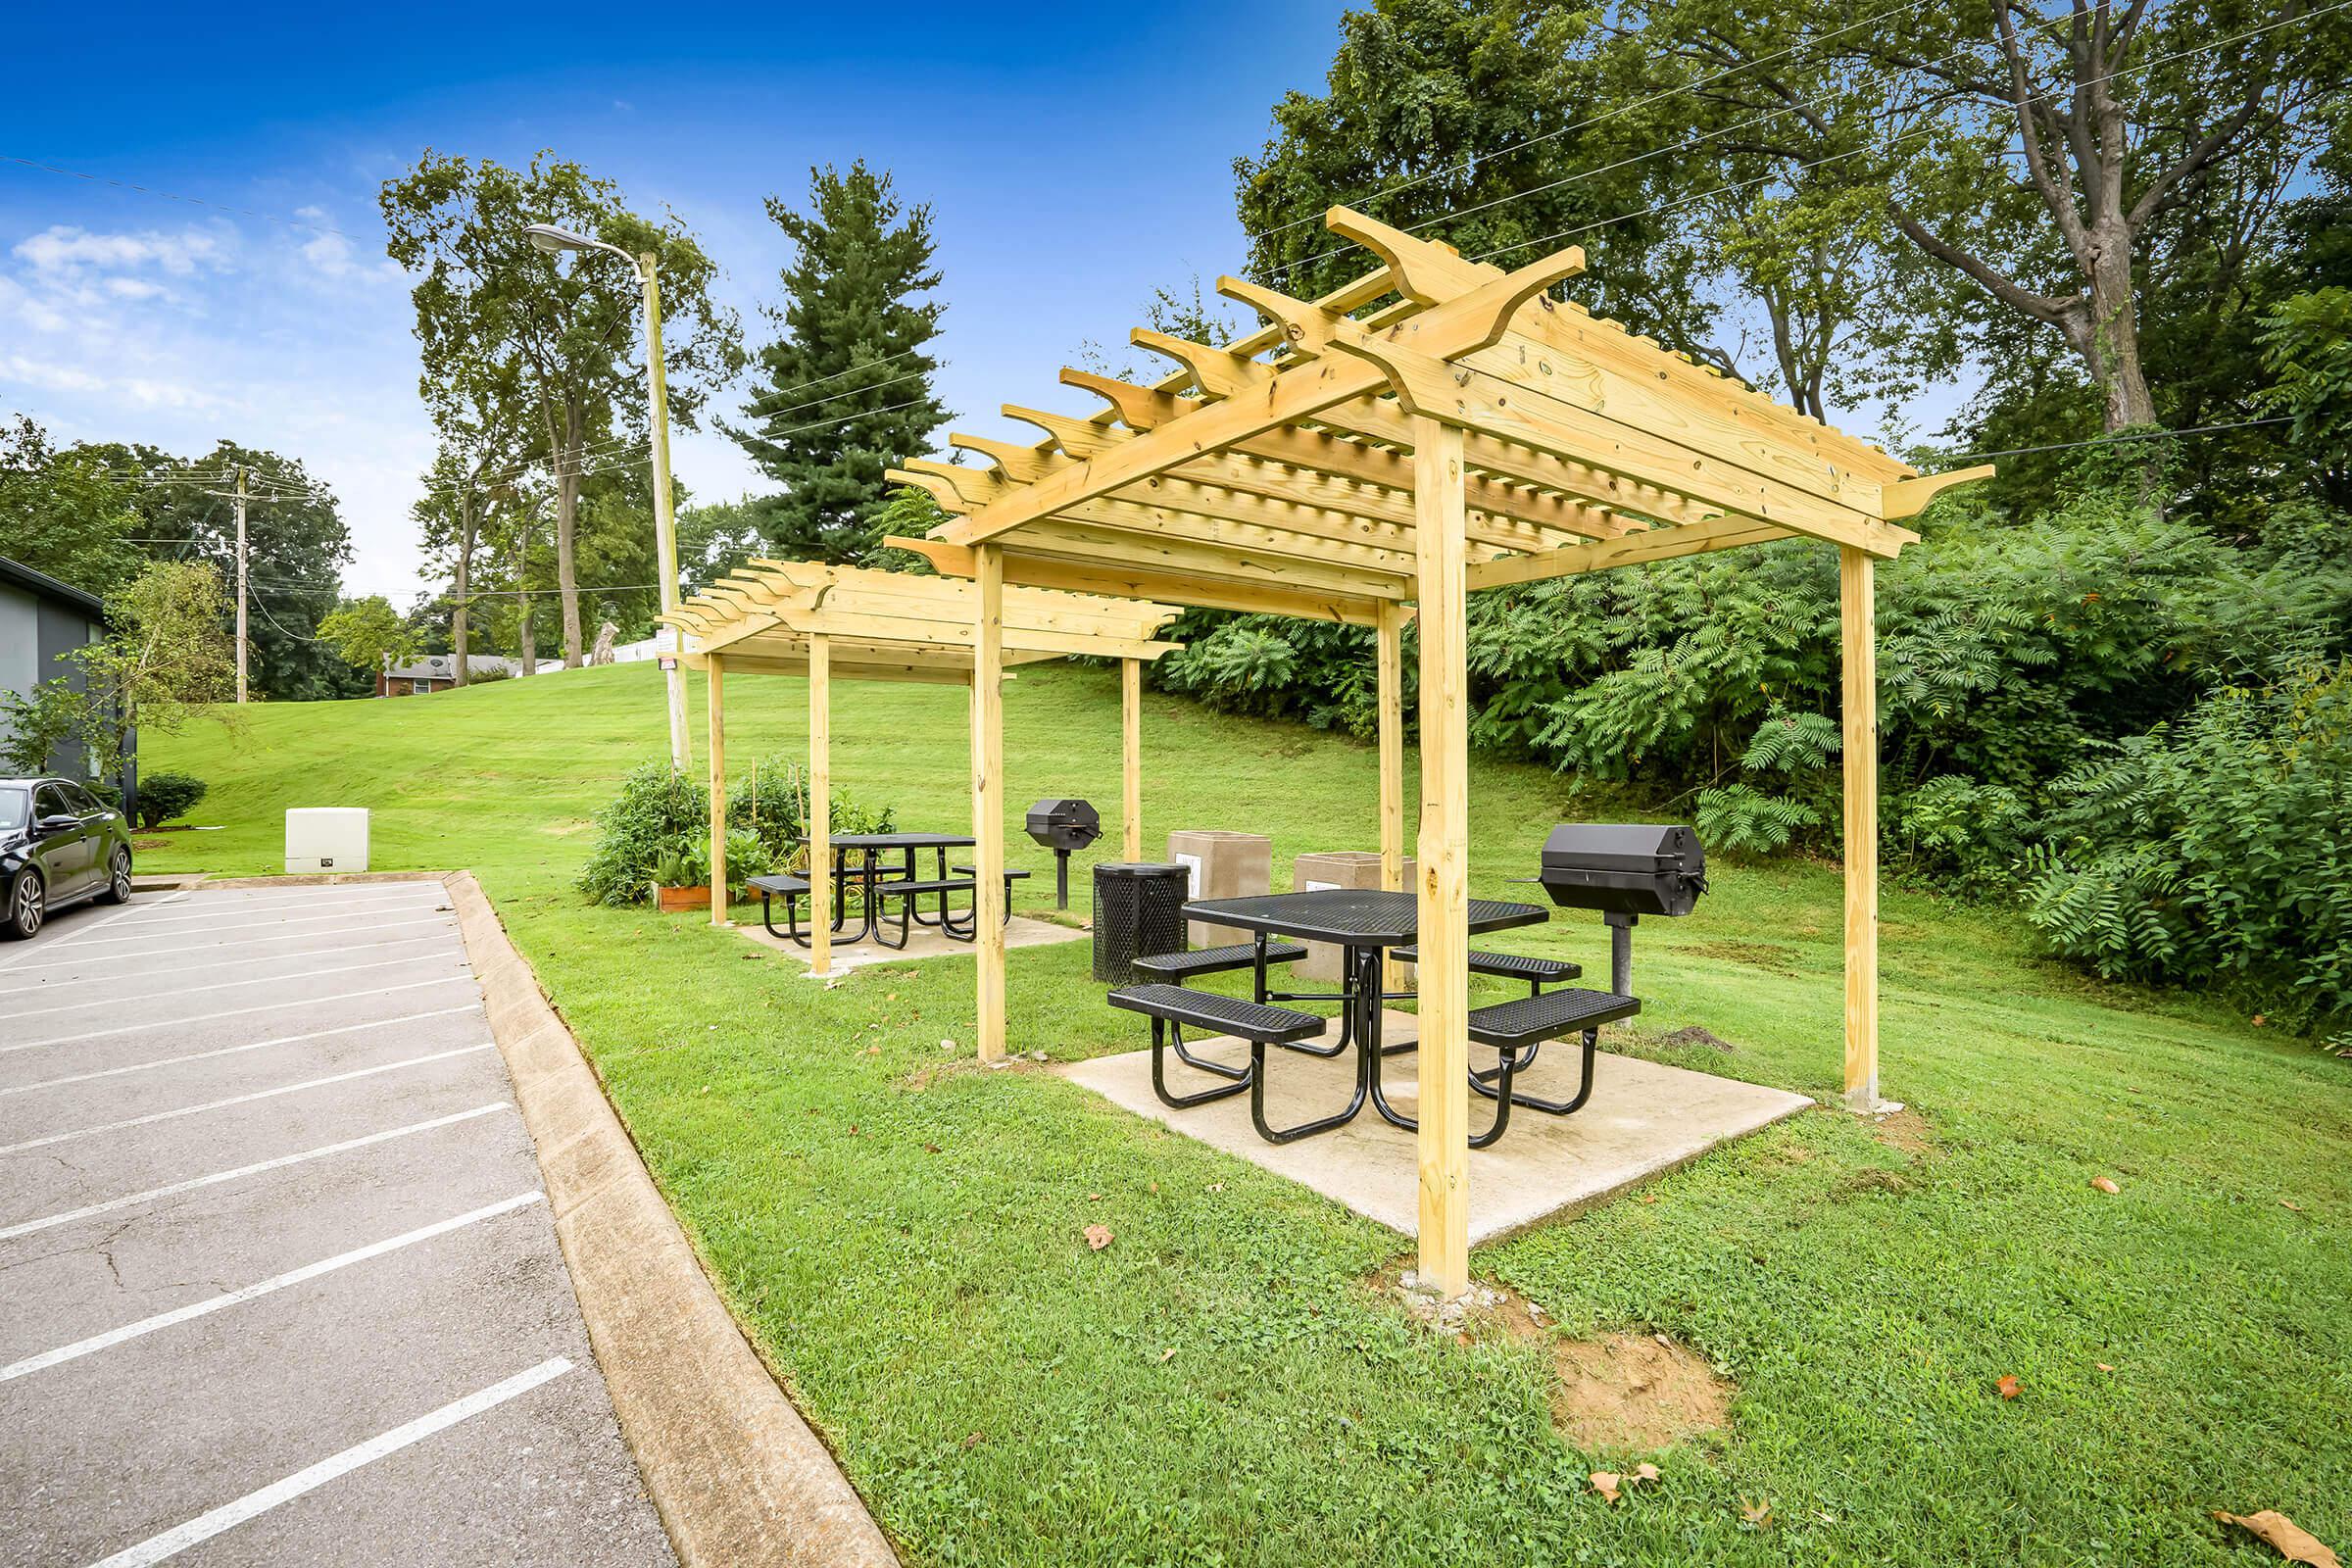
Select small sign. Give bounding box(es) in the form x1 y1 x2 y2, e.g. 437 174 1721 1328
1174 852 1202 896
658 657 677 671
654 626 678 654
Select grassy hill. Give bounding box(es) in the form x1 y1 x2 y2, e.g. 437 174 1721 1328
144 662 2352 1565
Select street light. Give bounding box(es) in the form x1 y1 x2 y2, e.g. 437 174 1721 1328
521 221 690 771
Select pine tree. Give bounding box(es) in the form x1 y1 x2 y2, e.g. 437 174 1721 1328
730 161 949 564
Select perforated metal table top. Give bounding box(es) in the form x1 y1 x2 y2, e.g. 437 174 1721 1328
1179 888 1547 949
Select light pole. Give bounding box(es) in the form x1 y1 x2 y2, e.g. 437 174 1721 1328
523 221 689 770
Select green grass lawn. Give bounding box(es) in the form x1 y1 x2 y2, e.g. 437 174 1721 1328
145 662 2350 1565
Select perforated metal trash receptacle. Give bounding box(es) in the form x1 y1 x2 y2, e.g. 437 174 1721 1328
1092 862 1190 984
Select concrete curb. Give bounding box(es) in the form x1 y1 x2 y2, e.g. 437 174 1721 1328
442 870 901 1568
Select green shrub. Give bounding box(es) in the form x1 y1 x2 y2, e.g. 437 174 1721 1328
2021 658 2352 1034
132 771 207 830
577 761 709 906
650 838 710 890
726 754 897 866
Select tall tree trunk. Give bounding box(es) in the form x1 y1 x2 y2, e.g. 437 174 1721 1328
515 515 536 678
453 486 474 688
556 403 583 668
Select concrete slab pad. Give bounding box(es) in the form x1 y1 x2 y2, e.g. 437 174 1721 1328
734 910 1087 972
1060 1009 1815 1246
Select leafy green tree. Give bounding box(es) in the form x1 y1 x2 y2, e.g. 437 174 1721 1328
729 161 949 564
0 416 143 595
69 561 241 778
2257 289 2352 511
675 496 766 594
318 596 423 681
381 152 742 664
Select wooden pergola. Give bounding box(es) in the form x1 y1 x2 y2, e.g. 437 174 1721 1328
662 561 1181 976
889 207 1991 1296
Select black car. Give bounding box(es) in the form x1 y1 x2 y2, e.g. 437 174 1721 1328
1 777 135 939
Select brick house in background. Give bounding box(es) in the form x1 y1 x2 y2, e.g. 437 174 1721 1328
375 654 523 697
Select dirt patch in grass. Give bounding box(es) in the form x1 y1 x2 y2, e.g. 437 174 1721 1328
1656 1024 1737 1053
1875 1107 1935 1157
1679 940 1803 975
1549 1330 1736 1452
1372 1266 1736 1451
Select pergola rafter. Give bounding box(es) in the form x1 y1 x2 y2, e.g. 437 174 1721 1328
662 562 1181 976
895 206 1993 1298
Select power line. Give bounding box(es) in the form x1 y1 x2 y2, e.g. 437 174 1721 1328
737 348 938 418
745 366 938 429
1250 0 1943 255
1933 415 2294 466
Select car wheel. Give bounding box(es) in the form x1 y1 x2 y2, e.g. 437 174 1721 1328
4 872 42 940
97 847 133 906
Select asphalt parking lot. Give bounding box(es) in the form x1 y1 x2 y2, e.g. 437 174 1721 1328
0 880 675 1567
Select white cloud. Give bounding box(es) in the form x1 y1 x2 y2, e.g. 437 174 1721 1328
13 223 230 277
104 276 166 300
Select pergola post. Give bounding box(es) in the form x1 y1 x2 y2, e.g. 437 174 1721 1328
1840 547 1881 1111
708 653 726 927
1376 600 1406 992
1121 657 1143 860
808 633 832 979
1412 418 1471 1298
973 545 1008 1063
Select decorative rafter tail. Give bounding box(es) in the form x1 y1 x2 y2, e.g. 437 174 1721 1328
1058 367 1200 431
1323 205 1502 305
1215 276 1339 361
1003 405 1123 457
948 432 1062 484
1880 463 1996 520
1128 329 1271 400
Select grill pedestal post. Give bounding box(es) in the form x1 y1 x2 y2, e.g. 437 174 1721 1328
1605 911 1636 997
1054 849 1071 909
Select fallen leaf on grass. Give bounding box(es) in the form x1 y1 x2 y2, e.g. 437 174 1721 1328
1083 1223 1114 1251
1158 1348 1177 1363
1590 1472 1622 1503
2281 1199 2304 1212
865 1044 881 1055
2216 1510 2340 1566
1996 1374 2023 1399
2096 1362 2116 1373
961 1431 984 1450
938 1038 956 1052
2091 1176 2122 1194
921 1142 940 1153
1740 1495 1773 1527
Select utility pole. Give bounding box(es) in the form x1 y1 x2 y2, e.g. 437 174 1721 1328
641 252 690 772
234 466 250 705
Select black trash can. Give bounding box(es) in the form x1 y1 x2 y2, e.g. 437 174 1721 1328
1092 862 1190 984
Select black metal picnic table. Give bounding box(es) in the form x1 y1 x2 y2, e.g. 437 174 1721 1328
1179 889 1547 1133
805 831 976 947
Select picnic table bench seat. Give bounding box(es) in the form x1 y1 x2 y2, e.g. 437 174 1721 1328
1109 984 1357 1139
1462 987 1641 1119
1393 946 1582 994
1130 941 1308 983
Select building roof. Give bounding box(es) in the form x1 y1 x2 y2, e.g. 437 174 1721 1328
385 654 520 681
0 556 106 619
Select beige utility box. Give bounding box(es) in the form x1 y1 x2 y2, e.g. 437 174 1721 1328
1166 829 1271 949
285 808 370 874
1292 851 1415 983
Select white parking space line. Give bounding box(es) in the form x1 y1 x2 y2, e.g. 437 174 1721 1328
0 917 456 974
0 1102 510 1243
0 1004 488 1097
82 1356 574 1568
0 1004 486 1099
43 906 451 953
5 952 467 1020
2 976 477 1054
0 933 452 998
0 893 190 973
111 888 443 918
0 1192 545 1384
0 1045 496 1154
89 895 447 935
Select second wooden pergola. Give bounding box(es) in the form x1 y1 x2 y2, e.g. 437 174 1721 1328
891 207 1990 1296
664 561 1181 975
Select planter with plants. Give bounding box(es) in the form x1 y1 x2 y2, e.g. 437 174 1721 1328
649 841 712 912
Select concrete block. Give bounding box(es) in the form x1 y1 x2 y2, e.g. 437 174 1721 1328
1166 829 1271 948
1291 851 1415 983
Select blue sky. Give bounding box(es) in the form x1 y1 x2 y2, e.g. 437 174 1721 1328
1 2 1351 597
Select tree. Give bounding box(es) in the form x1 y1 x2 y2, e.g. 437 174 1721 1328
728 161 949 564
318 596 423 681
381 153 742 665
69 562 240 778
0 416 143 595
675 496 766 595
1641 0 2352 432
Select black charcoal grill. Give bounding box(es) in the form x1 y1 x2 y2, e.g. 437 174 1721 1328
1026 798 1102 907
1532 823 1708 993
